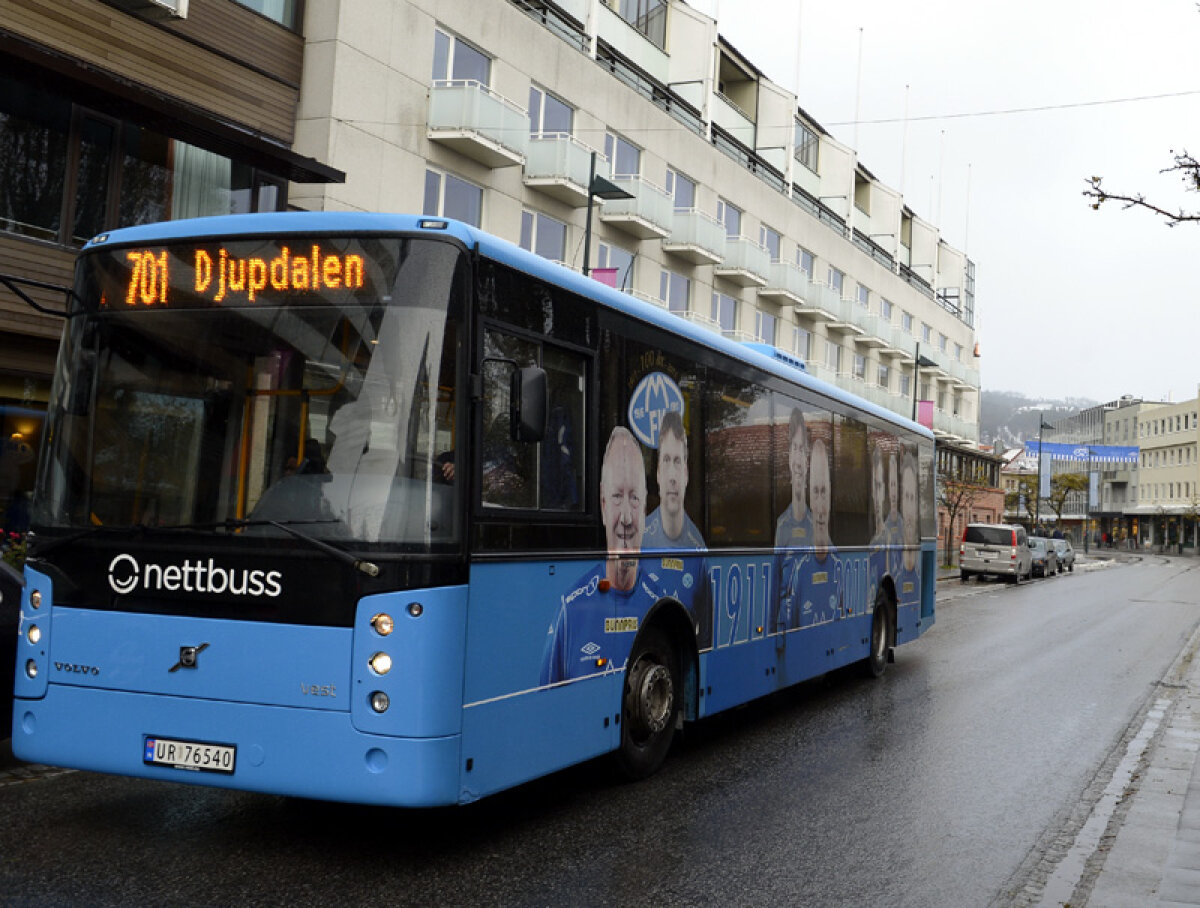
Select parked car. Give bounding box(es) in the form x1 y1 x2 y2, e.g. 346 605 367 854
960 523 1033 583
1052 538 1076 572
1029 537 1059 578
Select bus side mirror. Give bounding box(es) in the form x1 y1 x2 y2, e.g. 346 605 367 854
511 366 547 443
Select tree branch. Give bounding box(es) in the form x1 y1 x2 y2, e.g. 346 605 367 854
1084 151 1200 226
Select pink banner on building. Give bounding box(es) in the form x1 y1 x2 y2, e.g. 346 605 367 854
591 267 618 287
917 400 934 429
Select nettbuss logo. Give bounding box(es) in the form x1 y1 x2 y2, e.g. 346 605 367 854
627 371 684 449
108 554 283 598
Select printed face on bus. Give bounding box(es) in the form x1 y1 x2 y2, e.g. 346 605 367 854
809 438 832 553
887 453 900 515
656 422 688 538
872 449 887 528
902 459 919 570
601 428 646 589
788 412 810 512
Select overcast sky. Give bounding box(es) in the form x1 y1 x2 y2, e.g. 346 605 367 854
704 0 1200 405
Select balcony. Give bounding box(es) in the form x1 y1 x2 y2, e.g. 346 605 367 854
825 295 865 337
714 237 770 287
597 175 673 239
428 80 528 167
854 313 888 348
722 328 760 344
630 289 668 309
805 361 838 385
523 133 603 206
677 309 722 335
760 261 812 307
662 209 726 265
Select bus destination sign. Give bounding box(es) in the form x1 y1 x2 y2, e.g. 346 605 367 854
100 242 369 309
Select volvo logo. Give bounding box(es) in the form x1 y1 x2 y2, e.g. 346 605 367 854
169 643 209 673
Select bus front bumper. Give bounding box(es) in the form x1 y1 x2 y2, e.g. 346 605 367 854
12 684 465 807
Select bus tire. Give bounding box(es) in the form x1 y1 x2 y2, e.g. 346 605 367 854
614 626 680 781
864 593 893 679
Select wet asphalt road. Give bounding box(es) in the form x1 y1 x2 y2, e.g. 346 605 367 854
2 556 1199 907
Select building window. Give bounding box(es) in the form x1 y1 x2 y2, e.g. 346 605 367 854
717 199 742 238
760 225 781 262
825 339 841 372
901 311 914 334
433 29 491 84
424 168 483 227
0 73 285 247
234 0 300 29
606 0 667 49
520 210 566 262
597 242 634 290
529 86 573 135
794 120 818 173
756 310 777 345
921 323 932 343
828 267 845 296
796 247 814 278
604 132 641 177
877 362 890 390
711 292 738 332
793 325 811 359
666 168 696 211
853 352 866 380
660 269 689 312
938 332 948 352
880 298 893 322
857 285 869 309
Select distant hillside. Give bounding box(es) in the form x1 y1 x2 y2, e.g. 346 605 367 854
979 390 1097 451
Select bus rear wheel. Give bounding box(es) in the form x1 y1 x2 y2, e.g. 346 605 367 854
615 626 680 780
864 594 893 679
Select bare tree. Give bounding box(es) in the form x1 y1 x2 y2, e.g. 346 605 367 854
938 464 992 567
1004 475 1038 526
1044 472 1089 528
1084 151 1200 226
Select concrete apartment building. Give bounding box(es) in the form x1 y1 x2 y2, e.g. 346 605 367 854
0 0 982 535
291 0 981 433
1132 395 1200 550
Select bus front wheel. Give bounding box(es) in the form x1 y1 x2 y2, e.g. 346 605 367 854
615 626 680 780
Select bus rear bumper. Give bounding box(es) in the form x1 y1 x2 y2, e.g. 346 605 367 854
11 684 464 807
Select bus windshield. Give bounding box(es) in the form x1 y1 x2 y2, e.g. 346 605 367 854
33 234 465 548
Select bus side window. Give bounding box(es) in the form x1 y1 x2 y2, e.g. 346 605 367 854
480 329 587 511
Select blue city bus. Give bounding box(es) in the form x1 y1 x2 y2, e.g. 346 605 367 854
9 212 936 806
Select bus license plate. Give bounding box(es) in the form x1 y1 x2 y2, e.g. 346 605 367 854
143 736 236 774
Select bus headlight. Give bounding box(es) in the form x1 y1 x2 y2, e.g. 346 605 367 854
370 613 394 636
370 691 390 713
369 652 392 676
30 590 42 609
25 659 38 679
27 625 40 644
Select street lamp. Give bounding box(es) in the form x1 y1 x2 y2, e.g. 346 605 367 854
1035 414 1053 528
581 151 634 278
910 341 938 422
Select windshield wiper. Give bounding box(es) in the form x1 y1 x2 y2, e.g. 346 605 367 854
33 519 380 577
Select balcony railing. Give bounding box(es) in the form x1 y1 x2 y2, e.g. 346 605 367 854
714 237 770 287
760 261 812 306
524 133 603 206
428 80 528 167
662 209 726 265
598 175 673 239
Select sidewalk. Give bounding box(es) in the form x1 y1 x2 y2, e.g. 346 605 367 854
1072 613 1200 907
